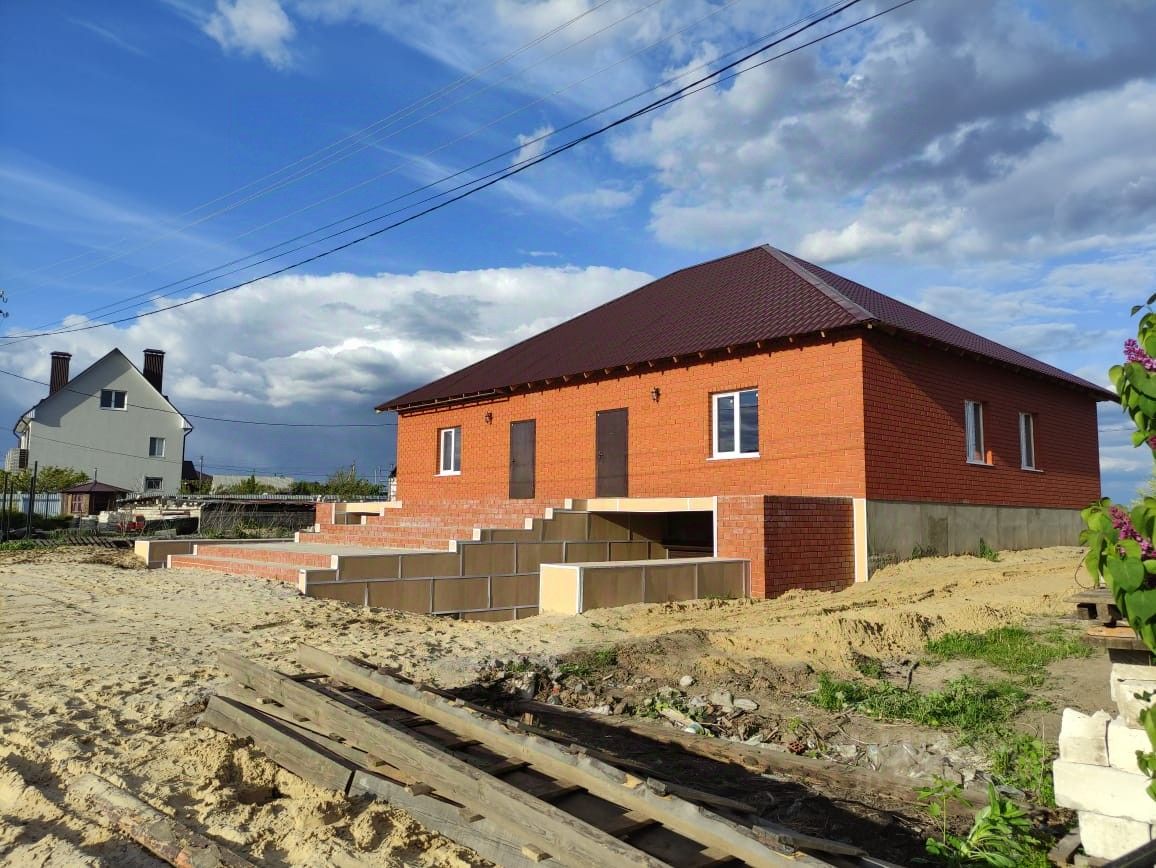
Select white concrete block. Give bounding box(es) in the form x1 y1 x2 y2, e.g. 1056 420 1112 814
1109 718 1155 774
1113 677 1156 728
1053 760 1156 823
1059 708 1111 766
1079 811 1153 860
1113 662 1156 682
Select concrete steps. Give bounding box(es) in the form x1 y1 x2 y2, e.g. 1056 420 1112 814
167 554 302 584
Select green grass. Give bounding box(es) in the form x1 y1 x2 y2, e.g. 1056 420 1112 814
557 647 618 680
989 732 1055 806
814 674 1029 738
924 626 1092 681
0 540 43 551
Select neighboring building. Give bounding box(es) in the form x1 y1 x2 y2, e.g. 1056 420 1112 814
372 245 1114 597
9 349 191 496
60 480 130 516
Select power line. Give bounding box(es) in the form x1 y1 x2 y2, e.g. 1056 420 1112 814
4 0 905 343
0 366 395 427
8 0 627 285
31 0 746 331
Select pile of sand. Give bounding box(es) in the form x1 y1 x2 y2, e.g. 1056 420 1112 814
0 545 1089 865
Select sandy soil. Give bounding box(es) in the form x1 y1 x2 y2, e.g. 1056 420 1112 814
0 545 1103 866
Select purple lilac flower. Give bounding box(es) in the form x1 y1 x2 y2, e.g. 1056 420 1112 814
1125 339 1156 372
1110 506 1156 560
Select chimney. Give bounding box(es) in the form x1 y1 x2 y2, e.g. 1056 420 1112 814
142 349 165 393
49 352 71 395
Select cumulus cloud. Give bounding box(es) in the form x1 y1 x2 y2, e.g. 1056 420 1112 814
514 125 553 165
204 0 296 69
0 264 651 415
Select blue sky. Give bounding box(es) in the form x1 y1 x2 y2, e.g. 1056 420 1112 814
1 0 1153 499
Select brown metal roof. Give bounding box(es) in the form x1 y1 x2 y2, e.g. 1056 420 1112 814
60 481 130 494
378 245 1115 411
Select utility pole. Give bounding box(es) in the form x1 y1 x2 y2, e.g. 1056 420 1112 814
24 460 37 537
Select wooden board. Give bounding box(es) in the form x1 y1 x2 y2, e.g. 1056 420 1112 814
217 652 662 868
200 695 358 793
296 645 831 868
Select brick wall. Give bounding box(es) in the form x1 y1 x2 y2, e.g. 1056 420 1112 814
715 495 767 596
862 332 1104 508
395 335 868 508
763 496 855 596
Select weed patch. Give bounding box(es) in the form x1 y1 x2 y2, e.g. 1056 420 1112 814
925 626 1091 681
557 647 618 680
814 674 1028 738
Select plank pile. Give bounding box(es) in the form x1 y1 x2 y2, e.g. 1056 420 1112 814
203 646 892 867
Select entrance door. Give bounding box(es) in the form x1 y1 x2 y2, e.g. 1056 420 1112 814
509 419 536 499
595 408 628 497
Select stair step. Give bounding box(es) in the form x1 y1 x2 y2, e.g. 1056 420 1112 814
167 555 301 583
193 544 334 568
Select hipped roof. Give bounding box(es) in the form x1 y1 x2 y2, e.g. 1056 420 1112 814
60 481 130 494
378 245 1115 411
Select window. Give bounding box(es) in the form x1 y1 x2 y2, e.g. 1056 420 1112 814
712 389 759 458
100 389 126 410
964 400 986 464
439 426 461 474
1020 412 1036 470
148 436 166 458
144 477 163 491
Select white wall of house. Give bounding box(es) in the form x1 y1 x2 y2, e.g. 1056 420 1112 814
17 350 189 495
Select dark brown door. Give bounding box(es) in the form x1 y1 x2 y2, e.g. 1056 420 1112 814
595 408 628 497
509 420 536 499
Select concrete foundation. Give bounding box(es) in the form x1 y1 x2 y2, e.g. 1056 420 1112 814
866 500 1083 565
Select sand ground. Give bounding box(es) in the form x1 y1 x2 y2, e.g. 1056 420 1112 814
0 545 1103 866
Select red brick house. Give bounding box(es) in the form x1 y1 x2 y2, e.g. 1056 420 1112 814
371 245 1110 598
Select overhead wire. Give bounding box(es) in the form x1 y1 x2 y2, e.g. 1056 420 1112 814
0 367 395 427
31 0 747 331
3 0 869 343
8 0 640 287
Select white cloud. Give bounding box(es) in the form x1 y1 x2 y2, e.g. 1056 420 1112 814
204 0 296 69
514 125 553 166
559 184 639 216
0 264 652 414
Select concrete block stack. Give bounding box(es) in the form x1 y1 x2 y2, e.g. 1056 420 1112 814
1054 665 1156 859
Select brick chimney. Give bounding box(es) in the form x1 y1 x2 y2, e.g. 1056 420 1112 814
142 349 165 393
49 351 71 395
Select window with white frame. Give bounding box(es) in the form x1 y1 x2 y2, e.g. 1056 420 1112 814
148 436 166 457
439 426 461 474
712 389 759 458
100 389 127 410
964 400 986 464
144 476 163 491
1019 412 1036 470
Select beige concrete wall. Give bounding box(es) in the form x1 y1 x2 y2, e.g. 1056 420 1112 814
540 558 748 616
866 499 1085 565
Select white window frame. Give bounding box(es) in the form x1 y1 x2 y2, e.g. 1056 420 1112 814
148 436 166 458
711 388 760 459
1019 412 1037 470
964 400 987 465
100 389 127 410
143 476 163 491
438 426 461 475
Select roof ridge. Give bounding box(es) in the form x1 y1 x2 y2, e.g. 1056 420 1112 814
761 246 876 323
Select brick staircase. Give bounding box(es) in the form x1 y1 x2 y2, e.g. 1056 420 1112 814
166 506 673 614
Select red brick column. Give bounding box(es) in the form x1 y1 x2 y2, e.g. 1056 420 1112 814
715 495 769 598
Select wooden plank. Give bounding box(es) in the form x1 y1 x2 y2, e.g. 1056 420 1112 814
200 696 358 793
69 773 254 867
218 652 661 868
296 645 828 868
350 770 560 868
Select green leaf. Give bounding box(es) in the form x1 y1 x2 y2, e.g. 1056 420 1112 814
1108 556 1147 593
1125 588 1156 626
1135 305 1145 316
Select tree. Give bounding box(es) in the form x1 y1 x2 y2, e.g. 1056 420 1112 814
0 465 89 492
1082 299 1156 801
319 467 383 500
214 474 281 495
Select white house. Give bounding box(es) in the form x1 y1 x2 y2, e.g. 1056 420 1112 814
8 349 192 495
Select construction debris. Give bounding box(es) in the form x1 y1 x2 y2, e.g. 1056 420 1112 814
68 773 254 868
202 646 899 867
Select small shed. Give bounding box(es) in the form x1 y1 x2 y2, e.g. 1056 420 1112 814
60 481 129 516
